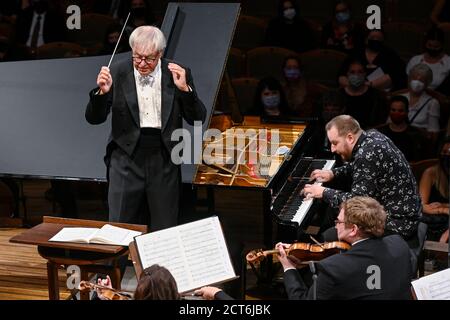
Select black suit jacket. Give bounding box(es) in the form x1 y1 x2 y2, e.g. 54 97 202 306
284 235 413 300
85 57 206 166
16 7 66 45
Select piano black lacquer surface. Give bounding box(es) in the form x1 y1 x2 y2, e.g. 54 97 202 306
192 114 334 248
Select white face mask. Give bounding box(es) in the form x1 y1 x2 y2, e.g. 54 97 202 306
410 80 425 93
283 8 296 20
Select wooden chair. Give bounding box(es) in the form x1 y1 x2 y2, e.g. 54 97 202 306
36 42 86 59
246 46 300 81
226 47 246 78
300 49 347 87
409 158 438 183
232 15 267 51
231 77 260 115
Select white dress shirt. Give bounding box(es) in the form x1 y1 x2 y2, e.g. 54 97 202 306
26 12 46 48
134 60 162 129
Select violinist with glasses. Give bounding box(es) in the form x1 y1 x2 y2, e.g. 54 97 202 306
277 196 413 300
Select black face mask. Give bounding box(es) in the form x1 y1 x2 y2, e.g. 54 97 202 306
132 7 146 18
426 47 443 58
367 39 383 52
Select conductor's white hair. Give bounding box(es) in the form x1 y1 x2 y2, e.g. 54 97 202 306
129 26 166 53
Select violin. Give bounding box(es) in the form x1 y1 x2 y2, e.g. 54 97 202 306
246 241 351 266
78 281 133 300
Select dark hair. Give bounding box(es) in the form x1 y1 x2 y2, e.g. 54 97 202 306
333 0 351 14
282 55 302 69
253 76 289 115
389 95 409 113
425 26 444 44
365 27 386 39
346 58 367 73
133 265 180 300
319 89 345 110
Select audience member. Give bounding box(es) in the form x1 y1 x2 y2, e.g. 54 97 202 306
99 22 130 55
407 27 450 95
338 59 388 129
378 95 428 161
339 29 407 92
15 0 66 50
431 0 450 29
264 0 315 53
281 56 315 118
96 265 180 300
402 64 441 140
419 137 450 243
252 76 291 119
123 0 158 37
321 0 364 54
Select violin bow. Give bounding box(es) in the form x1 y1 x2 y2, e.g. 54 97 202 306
309 235 325 249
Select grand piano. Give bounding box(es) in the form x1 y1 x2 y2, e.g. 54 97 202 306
192 108 335 249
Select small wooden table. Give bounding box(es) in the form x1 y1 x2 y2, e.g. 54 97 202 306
10 216 147 300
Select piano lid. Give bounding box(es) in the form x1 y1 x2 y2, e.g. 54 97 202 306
193 115 308 188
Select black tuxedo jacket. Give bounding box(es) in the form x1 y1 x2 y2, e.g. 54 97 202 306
16 7 66 45
284 235 413 300
85 57 206 166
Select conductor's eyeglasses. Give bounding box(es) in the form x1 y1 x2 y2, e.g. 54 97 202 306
132 55 158 65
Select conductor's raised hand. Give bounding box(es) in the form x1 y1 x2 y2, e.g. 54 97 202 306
310 169 334 183
97 66 113 94
168 63 189 92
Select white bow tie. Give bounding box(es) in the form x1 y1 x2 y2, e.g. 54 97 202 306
138 74 154 87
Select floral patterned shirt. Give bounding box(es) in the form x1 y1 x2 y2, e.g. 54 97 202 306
323 130 422 238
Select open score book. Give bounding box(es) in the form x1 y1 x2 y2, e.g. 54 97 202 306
49 224 142 246
133 216 237 294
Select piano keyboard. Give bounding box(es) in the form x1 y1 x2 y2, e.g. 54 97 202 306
273 158 335 227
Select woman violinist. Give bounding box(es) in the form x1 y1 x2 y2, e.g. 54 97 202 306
277 197 413 300
83 264 180 300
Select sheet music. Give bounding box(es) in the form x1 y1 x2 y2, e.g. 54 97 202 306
134 216 236 293
49 227 98 243
412 268 450 300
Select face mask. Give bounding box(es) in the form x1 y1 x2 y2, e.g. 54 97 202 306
132 7 146 18
390 112 408 125
426 47 443 58
284 68 301 80
262 94 280 109
410 80 425 93
367 39 383 52
348 74 365 88
283 8 296 20
336 11 350 23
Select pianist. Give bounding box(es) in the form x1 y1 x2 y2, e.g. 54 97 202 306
277 196 413 300
303 115 422 240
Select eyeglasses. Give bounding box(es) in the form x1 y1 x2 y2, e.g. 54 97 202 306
334 219 346 225
132 55 159 65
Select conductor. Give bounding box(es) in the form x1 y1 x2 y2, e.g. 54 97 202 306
86 26 206 230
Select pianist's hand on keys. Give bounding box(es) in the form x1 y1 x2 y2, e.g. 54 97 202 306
310 169 334 183
302 169 334 200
